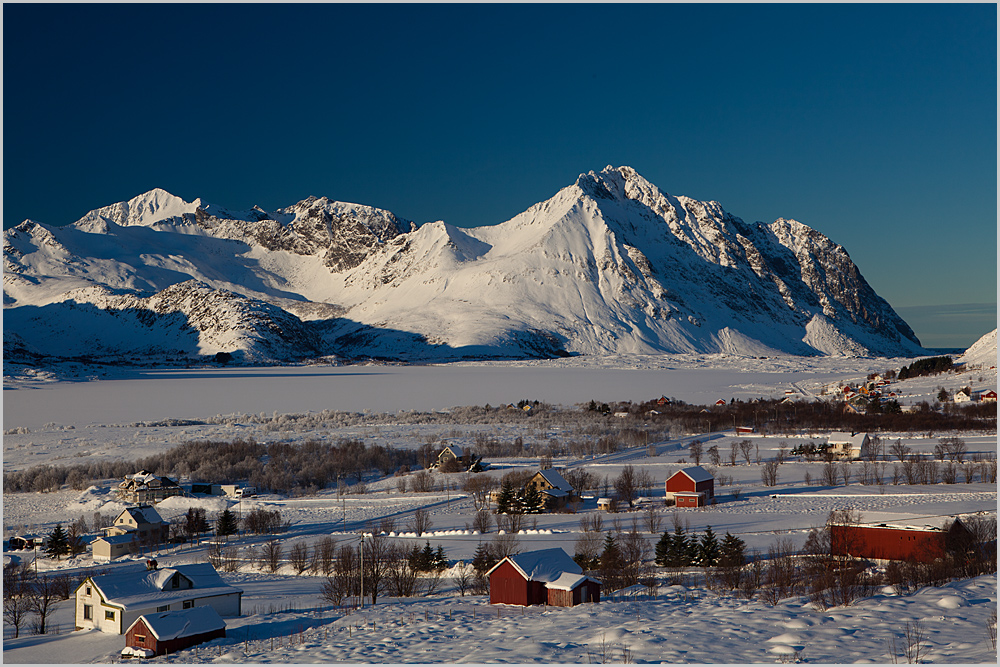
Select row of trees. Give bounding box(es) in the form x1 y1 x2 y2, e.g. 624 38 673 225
3 563 78 638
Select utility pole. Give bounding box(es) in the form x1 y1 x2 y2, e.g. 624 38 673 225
359 533 364 609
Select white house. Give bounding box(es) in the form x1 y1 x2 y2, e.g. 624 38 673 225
827 432 871 460
75 562 242 634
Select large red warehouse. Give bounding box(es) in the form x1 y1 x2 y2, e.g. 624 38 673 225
665 466 715 507
830 519 972 563
488 548 600 607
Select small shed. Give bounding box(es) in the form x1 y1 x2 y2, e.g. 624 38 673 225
487 548 600 607
665 466 715 504
596 498 613 512
125 606 226 656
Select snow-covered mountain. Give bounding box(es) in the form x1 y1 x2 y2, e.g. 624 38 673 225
3 167 926 364
957 329 997 368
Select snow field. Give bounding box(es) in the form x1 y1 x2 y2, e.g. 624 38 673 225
6 573 993 663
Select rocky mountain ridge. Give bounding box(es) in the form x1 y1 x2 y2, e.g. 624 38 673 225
3 167 926 365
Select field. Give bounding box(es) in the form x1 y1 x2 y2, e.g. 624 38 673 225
3 354 997 663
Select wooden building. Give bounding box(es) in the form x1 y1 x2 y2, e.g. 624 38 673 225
665 466 715 507
75 562 242 634
830 519 972 563
526 469 576 510
115 471 183 504
487 547 600 607
124 606 226 656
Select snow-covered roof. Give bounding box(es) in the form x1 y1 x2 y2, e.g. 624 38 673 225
95 533 139 545
128 605 225 640
828 432 868 446
119 505 165 525
88 562 241 611
440 445 464 457
535 469 573 492
671 466 714 484
546 572 601 591
486 547 581 583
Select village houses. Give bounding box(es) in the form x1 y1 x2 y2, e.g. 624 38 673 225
75 561 242 634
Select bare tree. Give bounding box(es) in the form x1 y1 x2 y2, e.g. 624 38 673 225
707 445 721 467
463 474 498 510
688 441 703 466
289 542 310 575
472 509 494 534
362 533 391 605
263 539 283 573
822 462 839 486
760 460 780 487
644 505 663 533
3 564 35 638
729 441 740 466
614 466 638 509
406 508 432 536
890 440 910 462
491 533 521 560
454 562 472 596
739 440 754 465
221 544 240 573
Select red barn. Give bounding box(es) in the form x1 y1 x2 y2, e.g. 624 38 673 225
830 520 972 563
124 606 226 656
665 466 715 507
487 548 600 607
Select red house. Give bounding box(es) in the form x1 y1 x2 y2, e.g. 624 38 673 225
830 520 972 563
665 466 715 507
124 606 226 656
487 548 600 607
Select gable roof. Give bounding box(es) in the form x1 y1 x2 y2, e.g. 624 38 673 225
486 547 581 583
127 605 225 640
828 432 869 446
439 444 465 457
95 533 140 546
87 562 241 611
118 506 165 525
534 469 573 492
669 466 714 484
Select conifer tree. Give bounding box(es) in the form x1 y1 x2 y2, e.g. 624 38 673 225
495 481 515 514
654 529 672 567
665 525 689 568
697 525 720 566
433 545 449 571
522 484 545 514
719 531 746 568
599 532 624 591
216 508 239 537
45 524 69 560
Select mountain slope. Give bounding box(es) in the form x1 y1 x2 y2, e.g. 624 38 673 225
3 167 926 364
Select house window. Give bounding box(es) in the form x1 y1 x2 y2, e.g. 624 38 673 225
171 573 180 589
83 605 93 620
135 634 146 644
183 600 194 609
85 586 92 596
105 610 115 621
157 605 170 612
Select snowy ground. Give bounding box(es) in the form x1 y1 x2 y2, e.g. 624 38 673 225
2 354 996 663
2 567 996 664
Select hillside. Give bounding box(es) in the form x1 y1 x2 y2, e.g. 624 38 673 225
3 167 926 365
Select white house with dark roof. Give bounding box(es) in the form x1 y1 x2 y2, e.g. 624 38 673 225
75 562 242 634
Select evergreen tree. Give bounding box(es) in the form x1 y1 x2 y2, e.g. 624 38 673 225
216 508 239 537
413 541 434 571
45 524 69 560
654 529 672 567
408 543 424 571
522 484 545 514
495 481 515 515
697 525 720 567
599 532 624 591
719 531 746 568
471 542 497 575
664 526 689 568
433 545 449 571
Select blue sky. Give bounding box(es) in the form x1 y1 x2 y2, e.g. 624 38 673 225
4 4 996 347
